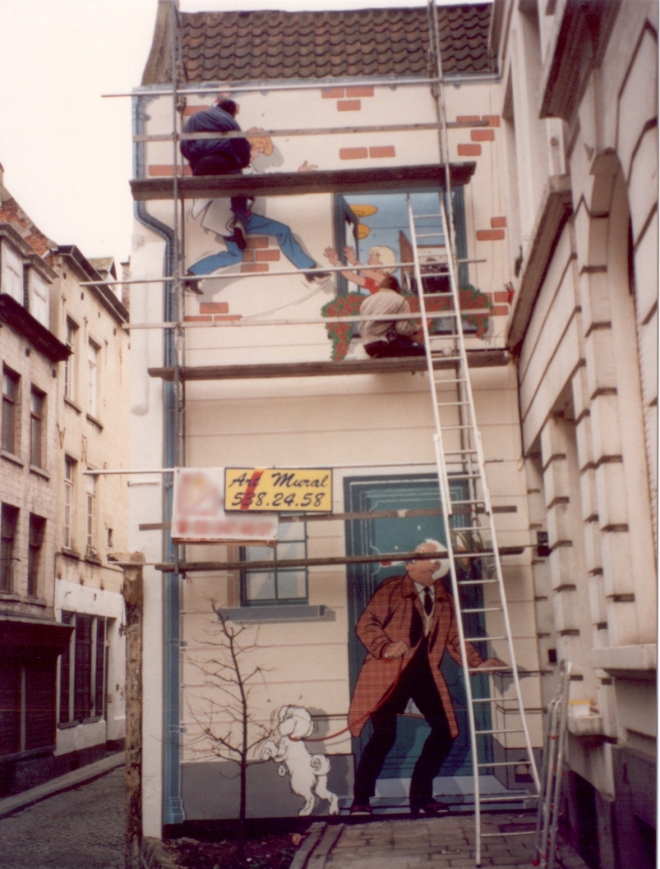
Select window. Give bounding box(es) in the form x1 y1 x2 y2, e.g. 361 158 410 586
64 319 78 401
2 368 19 455
241 520 308 605
86 472 96 557
59 612 107 725
0 658 57 758
0 504 19 593
63 457 76 550
27 514 46 597
87 341 99 418
29 387 45 468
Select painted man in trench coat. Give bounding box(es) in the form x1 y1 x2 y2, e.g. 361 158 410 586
348 540 505 816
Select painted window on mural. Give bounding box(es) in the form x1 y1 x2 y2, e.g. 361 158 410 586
240 520 308 606
2 368 19 456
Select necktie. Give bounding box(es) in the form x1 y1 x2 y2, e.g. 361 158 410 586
423 586 433 616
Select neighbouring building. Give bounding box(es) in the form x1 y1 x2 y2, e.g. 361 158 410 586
129 2 656 867
0 167 130 795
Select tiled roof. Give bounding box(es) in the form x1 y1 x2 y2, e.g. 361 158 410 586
143 4 493 85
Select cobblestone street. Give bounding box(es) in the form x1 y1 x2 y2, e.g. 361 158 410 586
0 767 123 869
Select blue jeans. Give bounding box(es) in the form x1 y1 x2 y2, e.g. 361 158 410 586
189 213 316 275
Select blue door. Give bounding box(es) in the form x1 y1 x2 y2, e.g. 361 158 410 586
344 473 492 788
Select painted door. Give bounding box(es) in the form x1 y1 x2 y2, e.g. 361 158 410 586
344 473 492 785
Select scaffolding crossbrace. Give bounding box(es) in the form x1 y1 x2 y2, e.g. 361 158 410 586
131 1 542 860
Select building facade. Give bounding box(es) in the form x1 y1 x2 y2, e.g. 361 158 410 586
490 1 657 867
130 3 656 867
0 171 129 794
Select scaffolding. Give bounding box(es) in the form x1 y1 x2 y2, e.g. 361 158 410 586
126 2 541 864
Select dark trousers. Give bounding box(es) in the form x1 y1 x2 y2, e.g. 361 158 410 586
190 154 249 224
353 640 454 808
364 336 426 358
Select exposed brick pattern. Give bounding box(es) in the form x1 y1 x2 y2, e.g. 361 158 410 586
369 146 396 158
458 143 482 156
199 302 229 314
476 229 505 241
346 86 374 97
337 100 361 111
340 147 369 160
255 250 281 262
471 128 495 142
491 216 507 228
491 305 509 316
482 115 501 126
245 237 269 249
240 263 269 273
457 115 480 123
322 88 345 98
148 165 192 177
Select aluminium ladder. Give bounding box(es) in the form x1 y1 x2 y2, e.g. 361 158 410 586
406 190 540 866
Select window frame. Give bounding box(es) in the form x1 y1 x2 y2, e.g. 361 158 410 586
85 472 97 558
0 503 19 594
240 520 309 607
58 611 108 726
1 367 20 456
63 456 76 550
29 386 45 468
64 319 78 403
87 340 100 419
27 513 46 598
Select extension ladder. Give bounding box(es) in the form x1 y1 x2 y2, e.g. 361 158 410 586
406 190 540 866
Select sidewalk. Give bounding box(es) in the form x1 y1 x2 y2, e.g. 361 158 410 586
0 751 124 820
294 813 590 869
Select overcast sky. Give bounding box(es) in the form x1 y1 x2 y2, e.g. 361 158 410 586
0 0 469 267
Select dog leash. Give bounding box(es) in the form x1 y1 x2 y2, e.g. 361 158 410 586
303 655 405 743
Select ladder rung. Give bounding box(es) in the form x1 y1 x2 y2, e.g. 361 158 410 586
479 795 536 804
462 606 503 614
443 449 479 455
481 831 536 839
474 728 526 735
414 212 442 219
458 578 498 586
477 760 531 769
437 400 470 407
464 635 507 643
468 663 513 671
416 232 444 239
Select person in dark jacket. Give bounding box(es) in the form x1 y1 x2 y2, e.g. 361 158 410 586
180 97 251 249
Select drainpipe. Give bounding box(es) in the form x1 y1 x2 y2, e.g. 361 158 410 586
133 92 184 826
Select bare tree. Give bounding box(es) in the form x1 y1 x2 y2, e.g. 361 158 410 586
185 607 275 835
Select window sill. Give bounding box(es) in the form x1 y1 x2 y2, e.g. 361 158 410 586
84 553 102 566
59 548 81 561
0 745 55 762
1 450 24 468
29 465 49 481
24 596 47 607
0 593 21 603
58 720 79 730
64 397 82 415
86 413 103 431
218 604 327 623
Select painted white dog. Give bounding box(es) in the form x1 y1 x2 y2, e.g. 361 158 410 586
259 705 340 816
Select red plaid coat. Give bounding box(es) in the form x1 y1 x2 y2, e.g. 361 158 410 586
347 573 484 738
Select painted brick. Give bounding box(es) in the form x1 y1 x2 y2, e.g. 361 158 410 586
491 216 507 228
338 100 361 111
346 86 374 97
476 229 505 241
491 305 509 316
369 146 396 158
199 302 229 315
148 165 192 177
242 250 255 262
256 250 281 262
245 237 269 249
213 314 242 322
471 128 495 142
458 143 481 157
483 115 501 127
183 106 208 116
241 264 269 273
494 291 510 303
322 87 345 98
340 147 368 160
184 315 212 322
457 115 480 123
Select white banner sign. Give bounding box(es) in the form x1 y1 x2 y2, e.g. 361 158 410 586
172 468 279 545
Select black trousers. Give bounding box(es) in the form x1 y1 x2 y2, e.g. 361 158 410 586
190 154 249 224
364 336 426 358
353 639 454 807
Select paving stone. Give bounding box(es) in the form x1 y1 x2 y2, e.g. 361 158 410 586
0 767 123 869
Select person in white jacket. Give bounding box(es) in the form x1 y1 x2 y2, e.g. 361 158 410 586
359 275 426 357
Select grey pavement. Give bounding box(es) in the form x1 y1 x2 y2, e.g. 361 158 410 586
0 765 123 869
317 812 590 869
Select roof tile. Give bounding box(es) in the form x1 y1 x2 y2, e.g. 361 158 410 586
149 5 493 85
